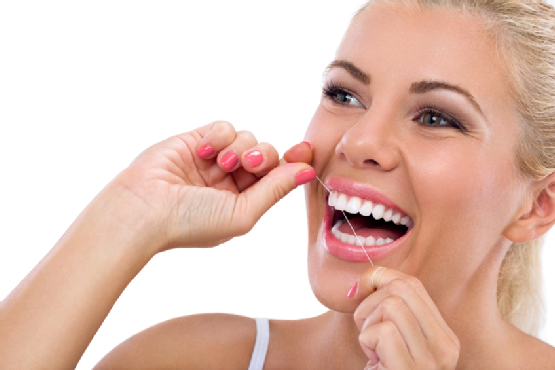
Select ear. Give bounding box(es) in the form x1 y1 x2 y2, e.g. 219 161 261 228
504 172 555 243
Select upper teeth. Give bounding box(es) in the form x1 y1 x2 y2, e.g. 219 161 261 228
328 191 412 227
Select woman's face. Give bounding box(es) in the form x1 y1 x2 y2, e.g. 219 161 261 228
304 4 528 312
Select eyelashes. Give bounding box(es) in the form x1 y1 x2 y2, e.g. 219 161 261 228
322 81 468 133
322 81 364 108
414 105 467 133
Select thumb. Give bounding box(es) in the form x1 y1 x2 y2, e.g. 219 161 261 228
237 163 316 226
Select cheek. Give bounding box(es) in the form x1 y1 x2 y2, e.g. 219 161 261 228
304 107 342 173
304 108 342 237
408 144 519 245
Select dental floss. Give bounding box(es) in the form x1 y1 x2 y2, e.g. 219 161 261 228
316 176 374 267
315 176 379 370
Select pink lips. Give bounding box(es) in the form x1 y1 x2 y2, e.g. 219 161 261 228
321 177 412 263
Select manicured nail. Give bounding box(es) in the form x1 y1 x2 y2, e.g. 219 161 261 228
221 151 239 171
197 145 214 159
348 281 358 298
244 150 264 168
302 141 312 150
295 168 316 186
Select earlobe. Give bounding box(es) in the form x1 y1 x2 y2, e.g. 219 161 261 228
503 173 555 243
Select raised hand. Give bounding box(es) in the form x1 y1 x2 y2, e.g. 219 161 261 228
351 267 460 369
113 121 315 254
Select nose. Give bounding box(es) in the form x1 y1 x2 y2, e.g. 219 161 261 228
335 108 401 171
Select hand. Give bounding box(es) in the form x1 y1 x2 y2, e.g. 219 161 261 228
351 267 460 369
113 121 314 255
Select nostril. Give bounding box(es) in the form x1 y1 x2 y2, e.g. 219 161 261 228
364 159 379 166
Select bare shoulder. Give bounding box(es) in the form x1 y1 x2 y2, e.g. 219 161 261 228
506 328 555 370
94 313 257 369
525 335 555 369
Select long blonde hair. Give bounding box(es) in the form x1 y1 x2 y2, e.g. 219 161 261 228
356 0 555 336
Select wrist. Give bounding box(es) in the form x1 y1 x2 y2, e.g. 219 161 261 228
73 176 167 263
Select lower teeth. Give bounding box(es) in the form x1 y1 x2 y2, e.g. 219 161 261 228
332 220 394 247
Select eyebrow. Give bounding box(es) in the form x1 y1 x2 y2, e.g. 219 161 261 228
410 80 485 118
326 60 371 84
326 59 486 120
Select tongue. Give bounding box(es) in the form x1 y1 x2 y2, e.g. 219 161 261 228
338 216 405 240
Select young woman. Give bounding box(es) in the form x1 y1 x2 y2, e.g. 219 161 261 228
2 0 555 368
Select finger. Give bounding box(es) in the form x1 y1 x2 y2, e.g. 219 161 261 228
232 167 258 193
233 163 316 234
194 121 238 159
241 142 280 177
216 130 258 172
282 141 313 164
359 321 415 370
353 269 459 353
359 294 428 362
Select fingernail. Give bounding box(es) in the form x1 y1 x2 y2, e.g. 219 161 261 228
295 168 316 186
197 145 214 159
302 141 312 150
245 150 263 168
348 281 358 298
221 151 239 171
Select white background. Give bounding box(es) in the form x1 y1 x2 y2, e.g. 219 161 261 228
0 1 553 368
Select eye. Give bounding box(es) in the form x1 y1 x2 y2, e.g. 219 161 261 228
422 112 450 126
416 107 466 132
322 82 364 108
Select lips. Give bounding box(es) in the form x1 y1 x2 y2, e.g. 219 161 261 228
321 177 413 262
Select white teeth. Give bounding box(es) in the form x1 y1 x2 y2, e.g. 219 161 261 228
328 191 415 245
359 200 373 216
372 204 385 220
383 209 393 222
340 233 349 243
335 193 348 211
345 196 362 214
328 191 338 207
392 213 401 225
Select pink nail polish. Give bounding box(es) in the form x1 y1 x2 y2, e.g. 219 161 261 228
295 168 316 186
197 145 214 159
348 281 358 298
221 151 239 171
302 141 313 150
245 150 263 168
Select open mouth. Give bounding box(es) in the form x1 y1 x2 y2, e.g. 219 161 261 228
328 191 413 247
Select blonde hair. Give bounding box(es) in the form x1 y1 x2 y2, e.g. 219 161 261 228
355 0 555 336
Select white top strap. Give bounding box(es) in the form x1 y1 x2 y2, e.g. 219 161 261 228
248 318 270 370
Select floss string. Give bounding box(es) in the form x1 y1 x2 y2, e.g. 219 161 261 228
316 176 374 267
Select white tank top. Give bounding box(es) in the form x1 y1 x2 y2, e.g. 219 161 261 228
247 318 270 370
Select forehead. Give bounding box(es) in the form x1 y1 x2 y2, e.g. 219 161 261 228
337 4 512 116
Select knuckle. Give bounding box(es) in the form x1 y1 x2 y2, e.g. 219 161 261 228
353 306 364 324
379 320 398 340
379 295 404 315
213 121 236 138
258 142 278 157
405 275 426 293
386 278 411 294
236 130 258 144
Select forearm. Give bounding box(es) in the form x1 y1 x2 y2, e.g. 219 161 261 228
0 180 160 369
